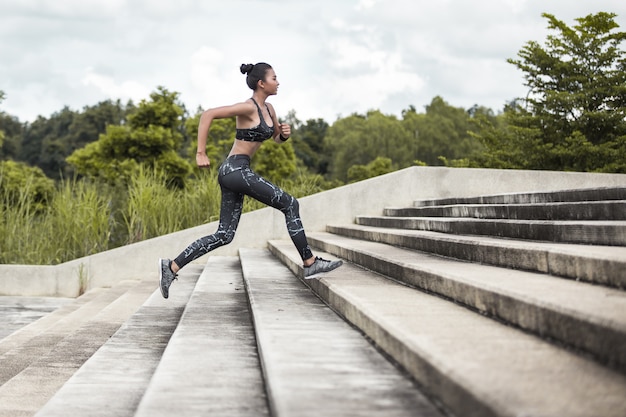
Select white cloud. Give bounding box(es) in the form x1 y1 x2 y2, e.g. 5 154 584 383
1 0 625 123
81 68 150 103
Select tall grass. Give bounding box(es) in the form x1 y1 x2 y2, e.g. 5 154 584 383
1 166 332 265
0 177 41 264
123 167 222 243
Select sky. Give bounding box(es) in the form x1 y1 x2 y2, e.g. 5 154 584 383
1 0 625 124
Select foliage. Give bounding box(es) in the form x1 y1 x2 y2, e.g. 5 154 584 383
252 140 297 184
0 112 23 161
0 175 111 264
122 166 221 244
67 87 192 187
347 156 396 183
402 98 485 167
0 160 55 212
472 12 626 172
17 100 132 179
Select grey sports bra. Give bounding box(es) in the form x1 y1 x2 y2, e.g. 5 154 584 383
235 98 274 142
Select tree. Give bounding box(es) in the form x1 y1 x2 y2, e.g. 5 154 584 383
0 113 23 161
472 12 626 172
0 160 55 212
402 97 484 166
68 87 192 187
324 110 412 182
292 117 329 174
347 156 395 183
252 140 297 184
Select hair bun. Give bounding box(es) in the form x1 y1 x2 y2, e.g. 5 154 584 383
240 63 254 75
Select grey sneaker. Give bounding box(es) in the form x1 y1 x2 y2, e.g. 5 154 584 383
304 256 343 279
159 258 178 299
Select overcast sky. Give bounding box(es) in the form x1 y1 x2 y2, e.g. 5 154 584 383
1 0 625 124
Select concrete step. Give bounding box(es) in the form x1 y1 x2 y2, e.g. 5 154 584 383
0 281 137 386
0 279 154 417
302 232 626 374
239 248 444 417
356 216 626 246
268 239 626 417
0 296 73 341
33 264 202 417
385 200 626 220
134 257 269 417
413 186 626 207
0 290 103 357
326 223 626 288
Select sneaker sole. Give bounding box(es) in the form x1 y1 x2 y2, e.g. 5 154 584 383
158 258 168 299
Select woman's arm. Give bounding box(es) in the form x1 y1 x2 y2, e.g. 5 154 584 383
267 103 291 144
196 102 254 168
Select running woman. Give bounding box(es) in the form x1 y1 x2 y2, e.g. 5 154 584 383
159 62 342 298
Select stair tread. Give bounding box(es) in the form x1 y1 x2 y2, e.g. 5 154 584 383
239 248 444 417
332 223 626 260
306 232 626 373
33 265 202 417
0 281 138 386
357 216 626 245
309 232 626 325
361 215 626 226
413 187 626 206
328 223 626 288
0 291 102 356
0 279 155 417
386 200 626 220
269 240 626 417
134 257 269 417
0 296 74 341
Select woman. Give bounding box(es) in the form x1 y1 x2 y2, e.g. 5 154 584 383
159 62 342 299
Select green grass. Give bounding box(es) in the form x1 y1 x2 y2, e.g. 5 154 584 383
1 167 332 265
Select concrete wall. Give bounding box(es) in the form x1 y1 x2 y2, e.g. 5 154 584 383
2 166 626 297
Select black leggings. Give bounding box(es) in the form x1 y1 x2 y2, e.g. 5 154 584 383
173 154 314 269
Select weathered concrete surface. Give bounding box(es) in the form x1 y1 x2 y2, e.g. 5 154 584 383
33 265 202 417
0 279 154 417
134 257 269 417
239 248 444 417
303 232 626 372
268 240 626 417
0 296 72 340
326 223 626 287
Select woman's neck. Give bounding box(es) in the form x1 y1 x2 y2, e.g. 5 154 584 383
252 91 269 105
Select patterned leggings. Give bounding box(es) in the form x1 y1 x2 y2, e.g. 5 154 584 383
173 154 314 269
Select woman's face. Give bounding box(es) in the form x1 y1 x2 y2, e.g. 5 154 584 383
261 69 279 95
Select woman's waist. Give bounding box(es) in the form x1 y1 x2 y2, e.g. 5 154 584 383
219 154 251 176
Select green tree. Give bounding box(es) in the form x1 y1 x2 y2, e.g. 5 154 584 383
0 113 23 161
0 160 55 212
252 140 297 184
68 87 192 187
16 100 132 179
402 97 484 166
292 117 329 174
347 156 395 183
325 110 412 182
0 90 4 149
473 12 626 172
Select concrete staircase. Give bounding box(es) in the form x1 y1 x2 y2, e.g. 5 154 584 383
1 187 625 417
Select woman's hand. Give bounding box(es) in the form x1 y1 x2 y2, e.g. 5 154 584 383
196 152 211 169
279 123 291 139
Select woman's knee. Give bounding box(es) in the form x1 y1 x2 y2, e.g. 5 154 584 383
281 194 299 214
217 229 236 245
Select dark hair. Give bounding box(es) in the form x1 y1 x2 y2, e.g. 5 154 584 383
240 62 272 90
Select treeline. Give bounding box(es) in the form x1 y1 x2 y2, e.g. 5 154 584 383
0 93 491 184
